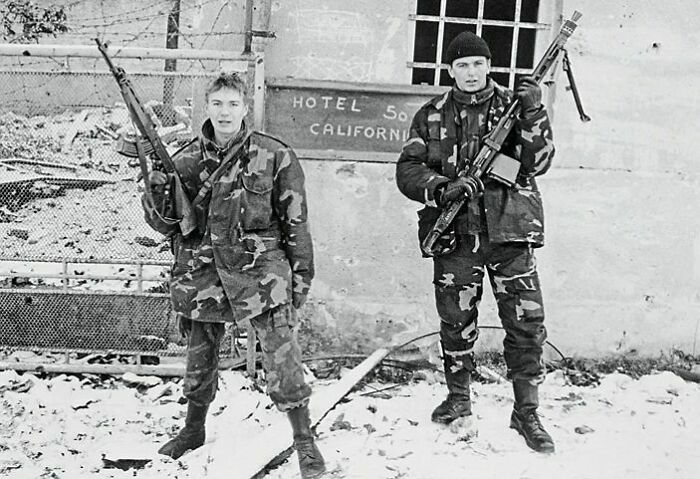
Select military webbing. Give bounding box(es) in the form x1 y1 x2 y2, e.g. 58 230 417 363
191 130 254 209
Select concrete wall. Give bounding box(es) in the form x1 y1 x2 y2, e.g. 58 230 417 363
285 1 700 358
4 1 699 357
539 0 700 356
266 0 414 83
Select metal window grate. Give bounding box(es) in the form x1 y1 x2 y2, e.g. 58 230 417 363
410 0 551 89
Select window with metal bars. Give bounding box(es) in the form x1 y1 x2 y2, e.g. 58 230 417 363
409 0 552 89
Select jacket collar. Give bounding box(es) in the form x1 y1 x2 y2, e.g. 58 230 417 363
200 119 249 158
428 77 508 113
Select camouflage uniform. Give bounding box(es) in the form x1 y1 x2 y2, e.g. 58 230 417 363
396 78 555 387
143 120 313 411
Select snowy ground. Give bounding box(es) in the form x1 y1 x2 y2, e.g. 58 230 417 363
1 366 698 479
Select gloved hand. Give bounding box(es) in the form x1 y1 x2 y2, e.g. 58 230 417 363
439 175 484 205
292 291 307 309
515 76 542 119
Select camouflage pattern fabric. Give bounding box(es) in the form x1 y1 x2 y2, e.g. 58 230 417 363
180 304 311 410
396 77 554 388
143 120 314 325
434 233 547 386
180 317 225 406
250 304 311 411
396 77 555 247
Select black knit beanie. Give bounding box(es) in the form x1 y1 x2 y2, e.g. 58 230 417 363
445 31 491 65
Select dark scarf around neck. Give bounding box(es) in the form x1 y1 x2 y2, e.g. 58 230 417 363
201 118 249 157
451 78 495 108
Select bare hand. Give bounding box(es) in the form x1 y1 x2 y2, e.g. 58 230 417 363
148 170 168 185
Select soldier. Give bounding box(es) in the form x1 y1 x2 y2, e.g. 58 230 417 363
143 72 325 478
396 32 556 453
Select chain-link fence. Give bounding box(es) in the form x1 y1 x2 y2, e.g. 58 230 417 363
0 69 220 262
0 51 260 368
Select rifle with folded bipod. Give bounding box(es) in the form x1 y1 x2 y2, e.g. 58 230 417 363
95 38 196 237
421 11 586 257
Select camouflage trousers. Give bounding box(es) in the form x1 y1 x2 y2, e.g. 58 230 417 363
433 233 547 392
180 304 311 411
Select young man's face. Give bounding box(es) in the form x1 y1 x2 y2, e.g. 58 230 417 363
448 56 491 92
205 87 248 142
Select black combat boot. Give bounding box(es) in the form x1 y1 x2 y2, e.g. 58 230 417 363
510 380 555 453
287 405 326 479
432 350 472 424
158 402 209 459
431 392 472 424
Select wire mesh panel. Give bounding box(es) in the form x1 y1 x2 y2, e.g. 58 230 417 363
0 70 219 262
0 289 173 353
0 53 259 366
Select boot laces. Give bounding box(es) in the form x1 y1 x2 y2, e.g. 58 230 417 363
442 395 469 413
295 437 318 461
522 410 548 436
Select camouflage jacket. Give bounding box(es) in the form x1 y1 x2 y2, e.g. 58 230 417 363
143 121 314 323
396 78 555 247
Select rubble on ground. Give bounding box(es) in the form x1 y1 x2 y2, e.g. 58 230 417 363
0 104 193 262
0 362 698 479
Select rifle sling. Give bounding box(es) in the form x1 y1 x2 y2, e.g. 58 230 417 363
191 130 253 208
137 130 253 227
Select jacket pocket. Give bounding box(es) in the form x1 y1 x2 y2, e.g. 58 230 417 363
170 234 206 275
241 174 273 230
417 207 440 245
484 186 545 246
417 207 456 257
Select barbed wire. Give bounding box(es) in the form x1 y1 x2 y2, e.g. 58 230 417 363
68 0 220 28
195 0 227 49
3 0 253 76
61 30 243 38
67 0 175 24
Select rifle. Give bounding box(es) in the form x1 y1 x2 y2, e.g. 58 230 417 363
95 38 197 237
421 11 584 257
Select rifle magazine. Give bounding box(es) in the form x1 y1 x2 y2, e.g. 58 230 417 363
486 153 519 187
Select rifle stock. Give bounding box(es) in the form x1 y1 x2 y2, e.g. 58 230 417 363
95 39 196 237
420 11 583 257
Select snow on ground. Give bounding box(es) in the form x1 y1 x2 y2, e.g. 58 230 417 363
1 368 698 479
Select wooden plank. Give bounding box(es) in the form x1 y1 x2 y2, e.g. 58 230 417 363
2 157 78 171
186 348 392 478
0 258 169 266
297 149 398 163
2 271 165 282
0 161 38 176
0 356 244 377
0 361 184 377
